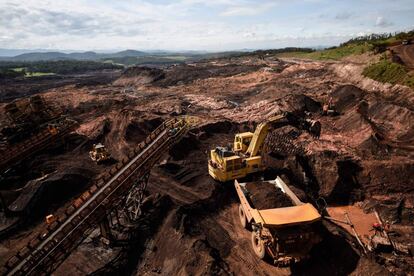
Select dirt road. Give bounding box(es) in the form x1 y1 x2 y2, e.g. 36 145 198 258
391 44 414 69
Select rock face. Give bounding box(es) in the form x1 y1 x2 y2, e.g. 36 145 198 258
114 66 165 86
8 168 95 216
305 152 364 203
263 84 414 208
331 84 364 113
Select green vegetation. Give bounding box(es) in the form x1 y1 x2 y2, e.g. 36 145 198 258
102 56 187 66
25 60 123 74
12 67 26 72
345 30 414 52
232 47 314 59
268 30 414 89
275 43 371 60
0 60 123 78
405 74 414 88
362 59 414 89
9 67 54 77
0 68 25 79
164 56 188 61
25 72 55 77
306 43 371 60
275 30 414 60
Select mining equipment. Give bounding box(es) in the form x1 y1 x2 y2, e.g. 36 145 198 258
208 112 320 182
89 143 111 163
45 214 56 225
1 95 60 144
0 91 81 172
235 177 321 265
0 117 78 172
322 97 337 116
3 117 191 276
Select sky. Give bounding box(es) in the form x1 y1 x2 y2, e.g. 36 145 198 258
0 0 413 51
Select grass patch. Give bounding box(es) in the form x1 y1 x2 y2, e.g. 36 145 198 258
12 67 26 72
306 43 371 60
275 43 371 60
363 60 414 89
404 74 414 89
363 60 407 84
164 56 188 61
25 72 56 77
275 31 414 61
274 51 311 58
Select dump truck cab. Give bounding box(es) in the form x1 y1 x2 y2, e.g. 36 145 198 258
235 177 322 265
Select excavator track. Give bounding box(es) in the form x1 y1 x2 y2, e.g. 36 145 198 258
3 117 189 276
0 118 78 172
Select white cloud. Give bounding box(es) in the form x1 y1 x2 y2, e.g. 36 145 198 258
220 2 276 16
243 32 256 38
0 0 411 51
375 16 393 27
335 11 353 20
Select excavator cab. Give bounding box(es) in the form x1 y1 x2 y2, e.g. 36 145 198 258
234 132 253 153
214 146 234 159
208 147 248 182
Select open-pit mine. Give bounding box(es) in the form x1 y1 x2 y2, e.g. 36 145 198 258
0 54 413 275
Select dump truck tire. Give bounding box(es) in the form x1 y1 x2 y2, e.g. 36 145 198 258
251 232 266 259
239 204 248 229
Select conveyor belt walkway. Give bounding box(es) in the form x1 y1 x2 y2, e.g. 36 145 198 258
0 118 78 172
4 117 189 275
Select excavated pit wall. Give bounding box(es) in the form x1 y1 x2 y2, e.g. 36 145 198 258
1 57 413 275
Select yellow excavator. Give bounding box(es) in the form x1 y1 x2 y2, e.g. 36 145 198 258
208 112 320 182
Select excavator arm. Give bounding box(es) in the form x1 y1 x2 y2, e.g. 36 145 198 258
208 112 320 182
245 113 320 158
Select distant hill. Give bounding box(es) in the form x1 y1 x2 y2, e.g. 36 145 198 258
0 49 148 62
108 50 147 58
8 52 72 61
0 48 53 57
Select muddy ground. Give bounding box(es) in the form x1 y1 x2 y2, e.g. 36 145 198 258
0 54 413 275
0 70 122 102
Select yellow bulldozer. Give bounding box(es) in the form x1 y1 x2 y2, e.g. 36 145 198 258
89 143 111 163
208 112 320 182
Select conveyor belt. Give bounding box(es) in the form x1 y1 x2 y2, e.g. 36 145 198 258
0 118 78 172
3 117 189 276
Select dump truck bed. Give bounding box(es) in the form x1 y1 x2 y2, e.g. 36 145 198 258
235 177 321 228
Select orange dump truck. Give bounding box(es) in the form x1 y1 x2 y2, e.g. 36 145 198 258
235 177 322 265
